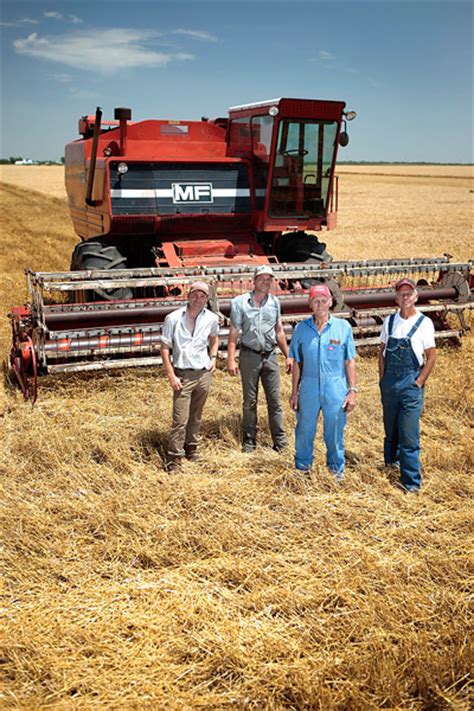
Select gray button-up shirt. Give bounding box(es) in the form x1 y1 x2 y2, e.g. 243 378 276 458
230 292 281 352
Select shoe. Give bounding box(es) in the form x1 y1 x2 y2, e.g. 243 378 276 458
395 481 419 495
242 441 256 453
185 445 201 462
272 444 287 453
166 456 183 472
295 467 311 475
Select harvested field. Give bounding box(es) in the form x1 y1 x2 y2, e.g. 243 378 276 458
0 167 472 708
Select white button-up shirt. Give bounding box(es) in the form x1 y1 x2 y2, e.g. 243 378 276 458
161 306 219 370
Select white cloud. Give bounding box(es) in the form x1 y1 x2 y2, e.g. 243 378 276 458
44 11 63 20
319 50 335 61
43 11 83 24
0 17 39 27
13 29 195 73
172 28 218 42
51 72 72 83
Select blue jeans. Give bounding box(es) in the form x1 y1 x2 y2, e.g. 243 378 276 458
380 371 424 490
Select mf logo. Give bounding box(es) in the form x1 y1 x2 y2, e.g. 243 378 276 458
171 182 213 204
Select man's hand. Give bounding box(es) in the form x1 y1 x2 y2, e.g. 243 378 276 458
343 391 357 413
169 373 183 391
285 357 293 374
209 357 217 373
228 358 239 376
289 392 298 411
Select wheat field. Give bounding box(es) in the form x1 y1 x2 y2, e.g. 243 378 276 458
0 166 472 709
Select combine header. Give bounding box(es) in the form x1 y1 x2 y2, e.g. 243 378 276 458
8 97 473 402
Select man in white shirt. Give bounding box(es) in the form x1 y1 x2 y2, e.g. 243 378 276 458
161 281 219 470
379 278 436 493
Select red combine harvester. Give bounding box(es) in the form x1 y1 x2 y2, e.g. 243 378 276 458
9 98 473 402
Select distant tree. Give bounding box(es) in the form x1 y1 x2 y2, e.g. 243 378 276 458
8 156 23 164
59 156 65 164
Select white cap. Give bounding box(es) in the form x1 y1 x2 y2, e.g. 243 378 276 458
254 264 275 278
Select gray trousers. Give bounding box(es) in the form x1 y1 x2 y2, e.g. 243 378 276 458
239 350 286 448
168 368 213 458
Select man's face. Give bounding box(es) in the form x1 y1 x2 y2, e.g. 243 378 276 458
188 289 208 308
309 294 332 318
253 274 273 293
395 285 417 309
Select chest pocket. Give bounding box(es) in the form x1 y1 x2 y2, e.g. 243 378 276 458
326 343 344 362
259 303 279 332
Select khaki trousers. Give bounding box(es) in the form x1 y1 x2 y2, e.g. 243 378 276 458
167 368 213 458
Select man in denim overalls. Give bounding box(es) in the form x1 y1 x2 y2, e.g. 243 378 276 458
379 278 436 493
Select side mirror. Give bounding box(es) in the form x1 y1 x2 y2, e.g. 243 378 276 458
339 132 349 147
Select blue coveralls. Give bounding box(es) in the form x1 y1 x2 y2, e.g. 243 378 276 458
289 316 356 475
380 314 425 491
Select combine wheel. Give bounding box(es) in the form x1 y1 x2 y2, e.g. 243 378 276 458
276 231 333 265
439 270 470 302
10 336 38 404
70 241 133 301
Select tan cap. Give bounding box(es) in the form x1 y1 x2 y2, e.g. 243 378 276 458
189 281 210 295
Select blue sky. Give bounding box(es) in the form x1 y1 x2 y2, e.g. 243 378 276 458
1 0 472 162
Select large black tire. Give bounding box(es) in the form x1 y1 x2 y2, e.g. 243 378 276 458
276 231 333 265
70 241 133 301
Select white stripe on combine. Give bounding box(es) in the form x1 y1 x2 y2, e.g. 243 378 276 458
110 188 252 199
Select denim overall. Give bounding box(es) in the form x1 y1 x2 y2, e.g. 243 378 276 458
380 314 425 490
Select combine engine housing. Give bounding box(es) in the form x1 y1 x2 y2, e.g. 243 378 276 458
65 98 346 269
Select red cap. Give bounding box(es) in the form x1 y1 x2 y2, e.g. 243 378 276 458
395 278 416 291
309 284 331 299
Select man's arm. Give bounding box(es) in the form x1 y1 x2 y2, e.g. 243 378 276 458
208 334 219 373
415 347 436 388
289 359 301 411
275 318 292 373
227 324 240 376
160 344 182 391
343 358 357 413
378 343 385 381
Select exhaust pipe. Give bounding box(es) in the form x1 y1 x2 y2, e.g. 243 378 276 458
85 106 102 207
114 107 132 156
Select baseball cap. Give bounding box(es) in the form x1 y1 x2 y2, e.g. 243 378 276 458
395 278 416 291
254 264 274 278
309 283 332 299
189 281 210 295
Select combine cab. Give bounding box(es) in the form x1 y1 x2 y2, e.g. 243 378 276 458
8 97 473 402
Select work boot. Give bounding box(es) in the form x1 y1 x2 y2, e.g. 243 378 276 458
185 445 201 462
242 435 257 454
166 456 183 473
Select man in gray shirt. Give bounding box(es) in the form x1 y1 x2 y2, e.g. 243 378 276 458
227 265 291 453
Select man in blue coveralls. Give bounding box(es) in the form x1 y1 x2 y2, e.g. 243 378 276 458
289 284 357 477
379 278 436 493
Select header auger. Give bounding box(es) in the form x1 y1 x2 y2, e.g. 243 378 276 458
8 97 473 401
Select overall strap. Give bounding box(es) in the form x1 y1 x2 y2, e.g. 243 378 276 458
388 313 396 336
407 314 425 338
